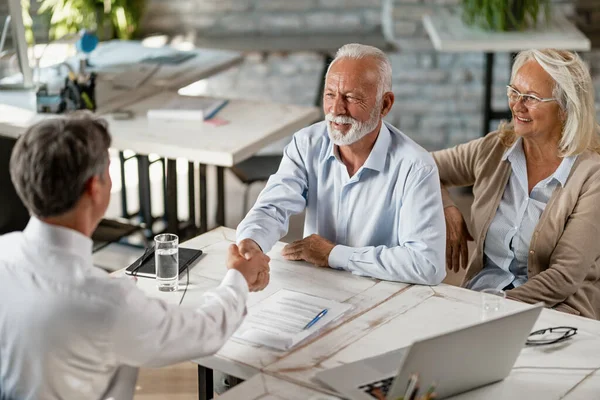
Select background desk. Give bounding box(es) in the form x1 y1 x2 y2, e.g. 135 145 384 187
0 40 244 239
423 8 591 137
102 92 319 233
131 227 600 400
0 40 320 236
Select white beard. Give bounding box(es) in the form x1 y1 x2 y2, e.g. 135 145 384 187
325 105 382 146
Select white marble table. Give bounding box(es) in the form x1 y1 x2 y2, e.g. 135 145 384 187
216 373 341 400
422 7 591 138
131 227 600 399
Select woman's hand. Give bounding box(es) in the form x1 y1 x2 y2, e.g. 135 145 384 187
444 206 473 273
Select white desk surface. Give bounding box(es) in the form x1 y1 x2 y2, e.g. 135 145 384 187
91 41 243 114
0 40 242 116
101 92 320 166
130 227 600 399
423 8 591 53
0 40 242 130
0 94 319 167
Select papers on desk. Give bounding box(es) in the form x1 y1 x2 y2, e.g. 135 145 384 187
147 95 228 121
233 289 353 351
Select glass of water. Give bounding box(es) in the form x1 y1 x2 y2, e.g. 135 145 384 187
481 288 506 321
155 233 179 292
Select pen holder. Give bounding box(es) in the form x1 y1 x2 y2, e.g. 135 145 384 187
36 73 97 114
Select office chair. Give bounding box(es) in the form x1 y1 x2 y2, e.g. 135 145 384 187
230 155 282 215
0 136 146 251
0 136 30 234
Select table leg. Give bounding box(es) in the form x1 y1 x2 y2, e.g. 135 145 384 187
137 155 153 232
165 159 179 234
119 151 129 218
216 166 225 227
197 365 213 400
199 164 208 234
188 161 196 230
482 52 494 137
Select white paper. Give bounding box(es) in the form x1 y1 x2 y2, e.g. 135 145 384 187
233 289 353 351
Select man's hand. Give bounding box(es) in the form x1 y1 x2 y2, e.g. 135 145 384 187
227 244 270 292
281 234 335 267
444 206 473 273
238 238 263 260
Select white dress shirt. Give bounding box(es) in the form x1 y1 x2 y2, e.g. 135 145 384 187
467 137 576 291
237 121 446 285
0 217 248 400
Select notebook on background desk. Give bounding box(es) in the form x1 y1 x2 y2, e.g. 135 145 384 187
125 247 203 278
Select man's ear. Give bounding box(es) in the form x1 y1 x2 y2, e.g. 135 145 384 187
83 175 101 203
380 92 395 117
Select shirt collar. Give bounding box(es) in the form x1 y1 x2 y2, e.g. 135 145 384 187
501 137 523 162
502 136 577 187
23 217 93 266
326 122 391 173
553 154 577 187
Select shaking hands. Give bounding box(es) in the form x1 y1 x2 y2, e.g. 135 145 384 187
227 241 270 292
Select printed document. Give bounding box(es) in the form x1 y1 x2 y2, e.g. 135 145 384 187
233 289 353 351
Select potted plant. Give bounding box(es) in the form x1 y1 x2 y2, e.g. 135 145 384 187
36 0 147 41
462 0 552 32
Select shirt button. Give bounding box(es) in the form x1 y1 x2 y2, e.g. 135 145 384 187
529 250 535 255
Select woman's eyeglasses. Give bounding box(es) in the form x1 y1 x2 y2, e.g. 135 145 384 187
506 85 558 108
526 326 578 346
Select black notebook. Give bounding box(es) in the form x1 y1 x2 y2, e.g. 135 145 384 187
125 247 203 278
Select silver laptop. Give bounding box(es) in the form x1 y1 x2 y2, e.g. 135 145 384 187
316 304 543 400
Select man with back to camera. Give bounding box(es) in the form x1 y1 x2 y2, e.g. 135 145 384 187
0 114 271 400
236 43 447 285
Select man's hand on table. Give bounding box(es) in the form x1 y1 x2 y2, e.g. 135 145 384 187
227 244 270 291
281 234 335 267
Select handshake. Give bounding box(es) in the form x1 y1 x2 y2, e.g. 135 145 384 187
226 239 270 292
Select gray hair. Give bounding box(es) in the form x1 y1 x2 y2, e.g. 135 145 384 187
327 43 393 100
500 49 600 156
10 113 112 218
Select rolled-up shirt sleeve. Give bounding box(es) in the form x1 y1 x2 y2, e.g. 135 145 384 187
110 269 248 367
328 165 446 285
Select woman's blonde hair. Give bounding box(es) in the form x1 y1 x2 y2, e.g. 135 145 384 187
498 49 600 156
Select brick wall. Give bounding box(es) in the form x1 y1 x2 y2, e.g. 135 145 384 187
143 0 600 150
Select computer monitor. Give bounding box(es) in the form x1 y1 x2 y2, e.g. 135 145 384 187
5 0 33 88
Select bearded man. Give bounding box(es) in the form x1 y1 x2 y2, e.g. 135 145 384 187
235 43 446 285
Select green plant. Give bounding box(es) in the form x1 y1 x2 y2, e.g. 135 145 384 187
462 0 552 32
36 0 146 40
20 0 34 44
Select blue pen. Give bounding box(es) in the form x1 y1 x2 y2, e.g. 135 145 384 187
304 308 328 330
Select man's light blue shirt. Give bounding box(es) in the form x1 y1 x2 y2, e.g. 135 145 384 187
237 121 446 285
467 137 577 291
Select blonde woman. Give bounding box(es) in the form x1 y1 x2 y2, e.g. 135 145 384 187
434 49 600 319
